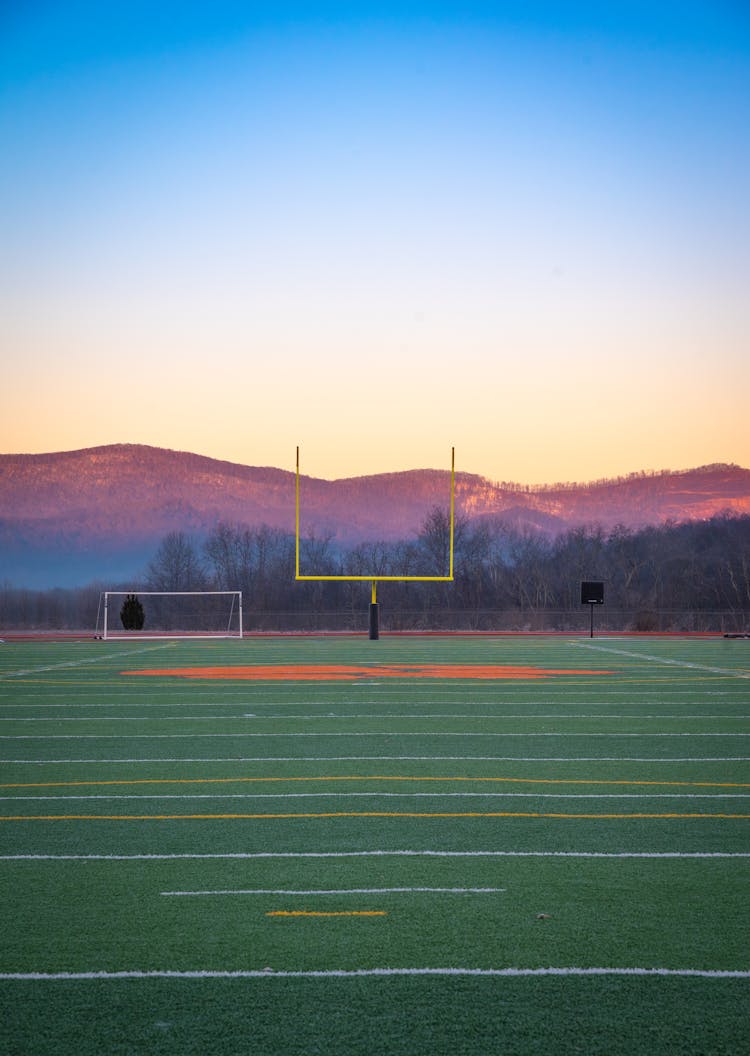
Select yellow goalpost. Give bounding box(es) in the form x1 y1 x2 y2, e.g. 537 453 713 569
295 447 455 638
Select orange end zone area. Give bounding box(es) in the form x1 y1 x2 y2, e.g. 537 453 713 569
124 664 612 681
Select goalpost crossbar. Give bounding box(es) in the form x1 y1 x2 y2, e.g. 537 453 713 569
295 447 455 586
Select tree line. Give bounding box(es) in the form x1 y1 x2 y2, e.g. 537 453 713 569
2 511 749 632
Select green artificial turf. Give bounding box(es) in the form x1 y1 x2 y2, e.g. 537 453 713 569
1 634 748 1054
3 976 750 1056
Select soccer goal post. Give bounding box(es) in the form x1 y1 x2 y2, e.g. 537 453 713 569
95 591 243 640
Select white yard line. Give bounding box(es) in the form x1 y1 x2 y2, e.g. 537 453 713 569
3 755 748 763
2 731 749 739
3 704 748 718
572 642 750 679
247 712 750 721
4 792 749 801
161 886 506 896
4 701 747 709
2 850 749 861
0 643 175 680
2 713 748 721
1 967 748 979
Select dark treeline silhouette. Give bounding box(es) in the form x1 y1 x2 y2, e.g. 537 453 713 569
2 512 749 633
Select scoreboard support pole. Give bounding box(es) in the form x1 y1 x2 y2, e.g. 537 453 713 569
581 581 604 639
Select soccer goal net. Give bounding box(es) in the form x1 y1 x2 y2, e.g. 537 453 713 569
95 591 243 640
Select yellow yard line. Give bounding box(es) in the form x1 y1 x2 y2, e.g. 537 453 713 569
266 910 386 917
1 811 749 820
3 775 749 790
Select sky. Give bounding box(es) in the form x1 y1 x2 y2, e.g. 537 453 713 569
1 1 748 484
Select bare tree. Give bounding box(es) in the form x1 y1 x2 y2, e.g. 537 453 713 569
146 532 206 591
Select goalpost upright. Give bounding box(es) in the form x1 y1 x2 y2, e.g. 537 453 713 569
295 447 455 638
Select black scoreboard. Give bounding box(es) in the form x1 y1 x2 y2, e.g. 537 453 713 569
581 581 604 605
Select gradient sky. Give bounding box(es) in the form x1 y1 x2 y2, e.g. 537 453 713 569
1 1 748 483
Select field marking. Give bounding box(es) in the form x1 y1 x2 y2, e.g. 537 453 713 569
266 910 387 917
0 644 175 680
162 887 506 896
3 712 749 722
4 756 749 763
573 643 750 679
126 663 613 682
7 792 750 801
3 705 749 719
6 695 747 707
0 680 726 688
3 732 749 740
262 712 750 721
4 775 749 790
4 850 749 861
3 810 750 820
1 967 748 980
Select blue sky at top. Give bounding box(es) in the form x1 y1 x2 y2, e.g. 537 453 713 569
1 2 748 481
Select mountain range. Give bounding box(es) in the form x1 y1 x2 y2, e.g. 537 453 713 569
1 444 749 588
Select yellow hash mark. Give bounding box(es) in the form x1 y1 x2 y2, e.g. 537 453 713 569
3 775 749 790
266 910 386 917
1 811 749 820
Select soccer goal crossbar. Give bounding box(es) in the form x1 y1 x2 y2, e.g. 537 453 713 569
95 591 243 640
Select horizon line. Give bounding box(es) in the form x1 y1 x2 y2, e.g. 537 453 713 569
1 441 745 491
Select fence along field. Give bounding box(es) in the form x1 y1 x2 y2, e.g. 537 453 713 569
0 634 748 1055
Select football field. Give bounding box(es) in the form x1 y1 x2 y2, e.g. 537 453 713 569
1 634 748 1055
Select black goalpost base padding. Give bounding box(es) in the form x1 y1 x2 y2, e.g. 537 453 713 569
369 603 379 640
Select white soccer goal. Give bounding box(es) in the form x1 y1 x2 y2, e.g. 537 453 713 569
95 591 243 640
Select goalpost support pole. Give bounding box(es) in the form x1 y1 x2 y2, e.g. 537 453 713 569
369 580 379 641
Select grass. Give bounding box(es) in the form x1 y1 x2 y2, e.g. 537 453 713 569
0 633 748 1054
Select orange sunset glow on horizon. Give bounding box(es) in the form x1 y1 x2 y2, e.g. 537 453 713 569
1 4 748 486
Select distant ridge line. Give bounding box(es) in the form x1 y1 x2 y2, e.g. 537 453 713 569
1 444 748 588
3 442 745 488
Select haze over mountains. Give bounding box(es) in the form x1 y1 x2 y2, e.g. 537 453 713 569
2 444 749 588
